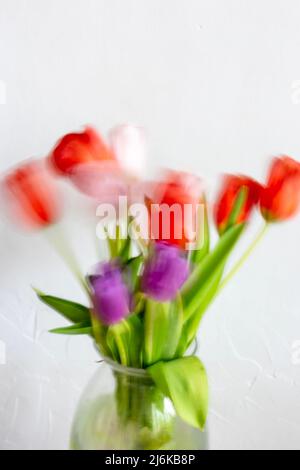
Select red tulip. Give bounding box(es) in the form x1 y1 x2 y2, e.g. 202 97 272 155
260 156 300 222
2 160 61 229
49 126 115 175
215 175 262 234
147 171 203 250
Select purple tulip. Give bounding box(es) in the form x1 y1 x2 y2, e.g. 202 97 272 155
141 243 189 302
89 262 130 325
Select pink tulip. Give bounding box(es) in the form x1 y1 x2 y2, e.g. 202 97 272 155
109 124 146 177
70 161 129 206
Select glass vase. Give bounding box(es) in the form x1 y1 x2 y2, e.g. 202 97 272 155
70 358 209 450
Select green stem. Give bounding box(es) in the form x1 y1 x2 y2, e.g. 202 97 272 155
144 299 155 366
114 373 174 449
217 222 269 294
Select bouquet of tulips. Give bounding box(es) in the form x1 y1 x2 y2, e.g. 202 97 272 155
2 125 300 448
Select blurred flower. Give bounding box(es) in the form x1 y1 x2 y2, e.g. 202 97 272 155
89 262 130 325
148 170 203 249
142 242 189 302
260 156 300 222
51 124 147 206
214 175 262 234
49 126 115 175
109 124 146 177
2 160 61 229
70 161 128 205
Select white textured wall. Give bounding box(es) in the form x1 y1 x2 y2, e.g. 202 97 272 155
1 0 300 450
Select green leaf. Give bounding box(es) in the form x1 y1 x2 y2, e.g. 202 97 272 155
115 223 133 261
91 314 110 357
178 263 225 355
182 223 245 320
50 321 93 335
107 314 143 368
33 289 91 324
104 226 118 258
119 236 131 263
106 325 121 363
148 356 209 430
226 186 248 232
190 198 210 265
143 298 183 367
124 255 143 290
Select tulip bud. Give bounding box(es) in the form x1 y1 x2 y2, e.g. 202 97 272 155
148 170 203 250
2 160 61 229
141 242 189 302
260 156 300 222
89 262 130 325
214 175 262 234
49 127 115 176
